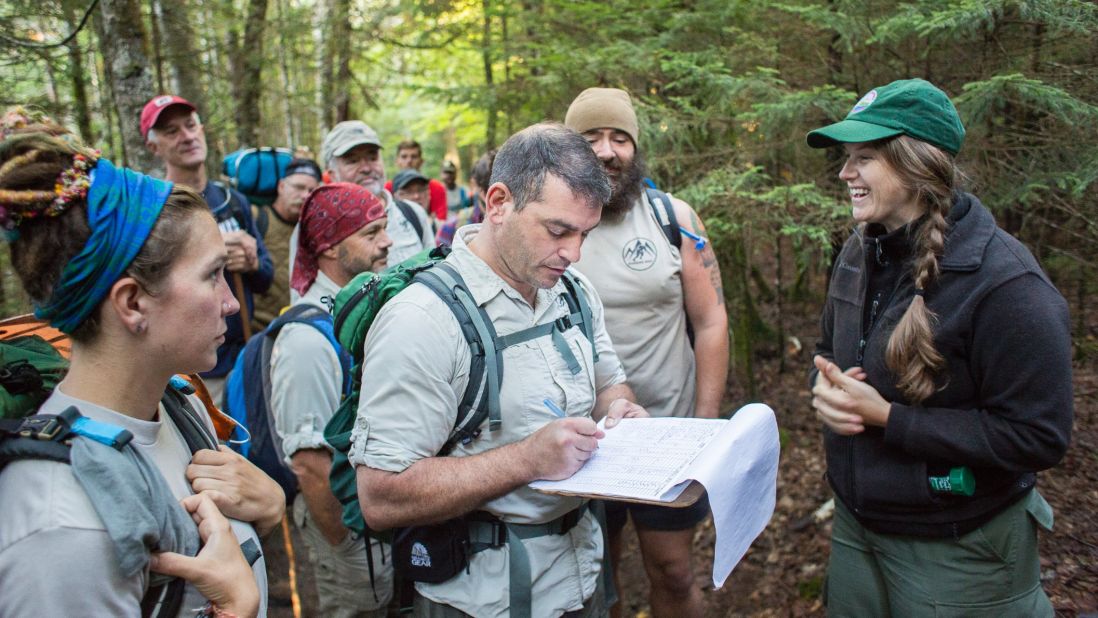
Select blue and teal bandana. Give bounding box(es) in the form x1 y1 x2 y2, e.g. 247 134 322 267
35 158 173 333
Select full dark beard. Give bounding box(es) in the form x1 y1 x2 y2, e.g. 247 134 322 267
602 150 647 222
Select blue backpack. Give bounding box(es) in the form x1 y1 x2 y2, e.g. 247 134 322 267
224 303 352 504
222 147 294 206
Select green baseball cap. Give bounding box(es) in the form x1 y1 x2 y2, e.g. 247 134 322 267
806 78 965 155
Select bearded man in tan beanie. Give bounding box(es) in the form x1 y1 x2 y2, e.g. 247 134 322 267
565 87 729 618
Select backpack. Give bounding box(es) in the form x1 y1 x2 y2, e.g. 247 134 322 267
322 247 600 616
222 147 294 206
223 303 352 504
0 335 67 420
323 246 596 535
0 324 253 617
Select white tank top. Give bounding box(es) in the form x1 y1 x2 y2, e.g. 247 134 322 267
574 192 697 418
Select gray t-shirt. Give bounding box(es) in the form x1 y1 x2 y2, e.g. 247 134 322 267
0 388 268 617
573 192 697 418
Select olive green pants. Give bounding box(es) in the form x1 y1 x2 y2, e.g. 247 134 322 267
827 490 1054 618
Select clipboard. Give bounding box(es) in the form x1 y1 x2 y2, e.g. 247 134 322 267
533 479 706 508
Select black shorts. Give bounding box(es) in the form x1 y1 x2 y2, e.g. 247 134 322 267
604 491 710 534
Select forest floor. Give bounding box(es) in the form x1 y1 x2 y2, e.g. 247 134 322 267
264 317 1098 618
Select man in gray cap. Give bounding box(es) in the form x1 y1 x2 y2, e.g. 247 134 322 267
565 87 729 618
321 121 433 265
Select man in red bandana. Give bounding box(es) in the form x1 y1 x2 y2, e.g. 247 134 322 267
273 182 394 616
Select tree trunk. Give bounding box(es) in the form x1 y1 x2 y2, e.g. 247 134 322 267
332 0 351 123
319 0 352 127
94 0 157 171
159 0 208 115
148 0 164 92
275 0 296 147
233 0 269 147
317 0 333 134
481 0 496 149
62 0 95 143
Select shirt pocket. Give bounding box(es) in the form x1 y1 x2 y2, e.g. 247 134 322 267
541 326 596 418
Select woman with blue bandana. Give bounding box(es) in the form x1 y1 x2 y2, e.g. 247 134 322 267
806 79 1073 616
0 112 282 617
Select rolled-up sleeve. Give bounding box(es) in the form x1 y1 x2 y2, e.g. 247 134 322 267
270 322 344 460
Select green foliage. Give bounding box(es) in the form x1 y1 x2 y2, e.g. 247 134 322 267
798 574 825 600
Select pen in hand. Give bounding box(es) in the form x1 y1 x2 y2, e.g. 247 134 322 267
543 398 566 418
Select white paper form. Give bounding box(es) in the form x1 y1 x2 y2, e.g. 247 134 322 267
529 403 780 589
687 403 779 588
531 417 727 501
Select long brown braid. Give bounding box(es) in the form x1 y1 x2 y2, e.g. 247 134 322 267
876 135 961 403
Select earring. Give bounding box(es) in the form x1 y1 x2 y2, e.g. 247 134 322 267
136 322 146 334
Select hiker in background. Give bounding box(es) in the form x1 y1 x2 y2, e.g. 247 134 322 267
252 157 321 326
321 121 432 266
386 138 448 222
351 123 648 617
807 78 1072 616
391 168 432 215
435 149 494 247
142 94 274 404
0 112 283 616
440 159 469 212
565 87 728 618
260 183 395 616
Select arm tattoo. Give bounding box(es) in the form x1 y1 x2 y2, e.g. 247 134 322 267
690 211 724 305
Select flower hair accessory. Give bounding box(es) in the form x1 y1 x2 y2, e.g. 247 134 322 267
0 151 97 233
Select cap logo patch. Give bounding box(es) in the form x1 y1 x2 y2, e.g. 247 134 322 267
850 90 877 114
154 95 175 108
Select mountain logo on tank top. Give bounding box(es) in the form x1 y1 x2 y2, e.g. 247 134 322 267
622 237 658 271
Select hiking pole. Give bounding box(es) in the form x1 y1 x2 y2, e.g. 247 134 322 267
231 272 253 340
281 516 302 618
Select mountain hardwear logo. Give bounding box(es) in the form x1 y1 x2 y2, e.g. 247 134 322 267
411 542 432 568
622 237 657 271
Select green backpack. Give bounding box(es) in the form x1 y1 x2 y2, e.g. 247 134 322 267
0 335 68 420
323 246 597 538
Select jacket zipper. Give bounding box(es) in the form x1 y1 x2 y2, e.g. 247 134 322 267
849 231 911 513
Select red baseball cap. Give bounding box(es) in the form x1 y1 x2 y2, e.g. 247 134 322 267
140 95 197 139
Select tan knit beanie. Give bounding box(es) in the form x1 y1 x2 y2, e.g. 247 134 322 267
565 88 639 145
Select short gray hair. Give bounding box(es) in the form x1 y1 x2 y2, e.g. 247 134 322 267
145 112 202 145
490 122 611 211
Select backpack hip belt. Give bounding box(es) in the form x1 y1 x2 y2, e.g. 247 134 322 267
465 502 592 618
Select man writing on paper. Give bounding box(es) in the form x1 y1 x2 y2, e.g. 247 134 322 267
566 87 730 618
350 123 648 617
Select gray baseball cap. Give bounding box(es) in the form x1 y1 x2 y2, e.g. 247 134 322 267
321 121 383 167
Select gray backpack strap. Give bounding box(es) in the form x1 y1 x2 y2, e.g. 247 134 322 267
394 199 425 241
162 378 218 452
415 263 504 437
559 271 597 364
645 187 681 249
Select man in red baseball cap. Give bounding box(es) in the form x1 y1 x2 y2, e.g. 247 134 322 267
142 93 273 404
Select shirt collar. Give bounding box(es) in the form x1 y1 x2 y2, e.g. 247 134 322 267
302 270 341 312
448 225 570 315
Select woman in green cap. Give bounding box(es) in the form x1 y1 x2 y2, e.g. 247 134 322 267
806 79 1072 616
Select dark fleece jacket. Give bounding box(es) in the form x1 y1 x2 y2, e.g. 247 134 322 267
813 192 1073 538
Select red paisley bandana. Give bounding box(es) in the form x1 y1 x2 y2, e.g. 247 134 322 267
292 182 385 295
